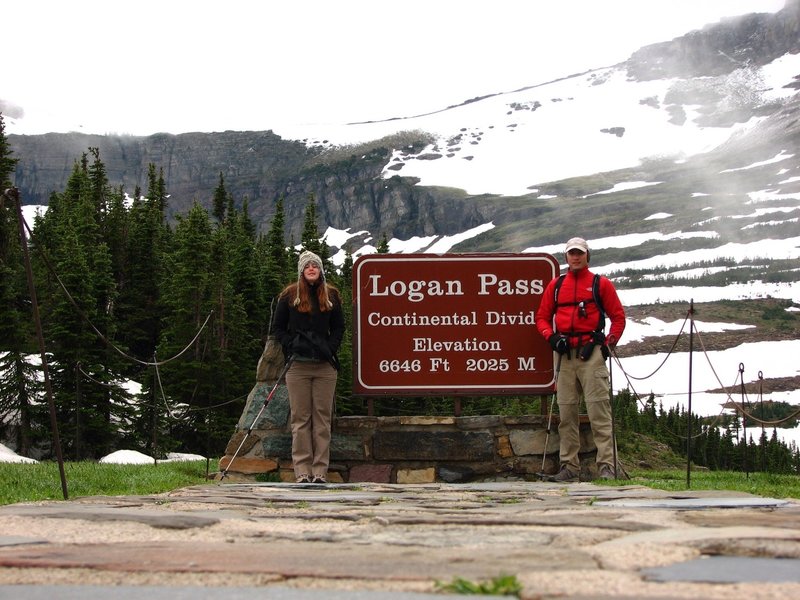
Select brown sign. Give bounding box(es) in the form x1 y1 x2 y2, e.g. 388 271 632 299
352 253 559 395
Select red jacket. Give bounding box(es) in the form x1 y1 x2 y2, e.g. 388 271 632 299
535 267 626 348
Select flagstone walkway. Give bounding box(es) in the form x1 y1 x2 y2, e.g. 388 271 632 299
0 481 799 599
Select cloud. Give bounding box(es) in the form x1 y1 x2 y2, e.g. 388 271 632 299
0 99 24 119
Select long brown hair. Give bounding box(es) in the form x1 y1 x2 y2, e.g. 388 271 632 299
281 280 339 313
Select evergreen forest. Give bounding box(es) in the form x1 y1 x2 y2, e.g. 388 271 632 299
0 114 354 460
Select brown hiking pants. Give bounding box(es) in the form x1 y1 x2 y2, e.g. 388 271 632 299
286 360 338 479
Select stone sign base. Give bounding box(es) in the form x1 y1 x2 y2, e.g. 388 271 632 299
219 380 605 484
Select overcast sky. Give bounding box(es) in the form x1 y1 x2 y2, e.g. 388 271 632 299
2 0 786 137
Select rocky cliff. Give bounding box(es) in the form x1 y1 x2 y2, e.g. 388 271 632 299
9 129 306 225
626 0 799 80
8 128 498 245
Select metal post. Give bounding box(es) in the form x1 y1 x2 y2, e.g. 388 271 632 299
151 352 158 457
758 371 765 473
6 187 69 499
686 300 694 488
739 362 748 479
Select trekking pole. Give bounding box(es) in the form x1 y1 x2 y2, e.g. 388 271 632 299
220 357 293 481
539 353 563 477
609 348 618 479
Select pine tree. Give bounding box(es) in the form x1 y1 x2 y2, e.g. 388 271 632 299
260 196 292 310
705 424 721 470
335 251 354 410
226 204 265 353
156 203 217 455
240 196 256 240
116 164 168 365
117 172 170 450
0 114 45 455
300 193 323 257
641 393 657 435
212 172 227 224
194 217 250 455
29 151 133 459
105 184 129 297
376 233 390 253
720 427 737 470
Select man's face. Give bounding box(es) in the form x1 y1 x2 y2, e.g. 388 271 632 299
566 249 588 271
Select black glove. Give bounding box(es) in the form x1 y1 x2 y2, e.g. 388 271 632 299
549 334 570 355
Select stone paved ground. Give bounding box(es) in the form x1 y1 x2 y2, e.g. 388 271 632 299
0 481 799 599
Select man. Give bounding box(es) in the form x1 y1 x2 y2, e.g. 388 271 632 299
535 237 626 482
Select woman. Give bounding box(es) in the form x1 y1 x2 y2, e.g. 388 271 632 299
272 250 344 484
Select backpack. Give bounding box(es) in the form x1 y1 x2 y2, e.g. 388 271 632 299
553 273 606 334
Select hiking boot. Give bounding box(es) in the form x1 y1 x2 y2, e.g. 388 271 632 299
295 474 311 484
549 465 579 483
596 464 616 480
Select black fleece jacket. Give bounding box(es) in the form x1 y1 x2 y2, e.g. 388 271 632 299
272 282 345 366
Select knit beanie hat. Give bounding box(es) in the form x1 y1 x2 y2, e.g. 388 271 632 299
295 250 329 307
297 250 325 280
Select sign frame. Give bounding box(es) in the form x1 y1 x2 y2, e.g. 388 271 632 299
352 253 559 396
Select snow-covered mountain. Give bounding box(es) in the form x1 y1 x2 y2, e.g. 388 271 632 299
278 53 800 197
290 44 800 302
198 2 793 282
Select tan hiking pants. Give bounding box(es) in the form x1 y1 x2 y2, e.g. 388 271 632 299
555 346 614 472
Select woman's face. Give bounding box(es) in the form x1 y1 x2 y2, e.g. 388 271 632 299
303 261 321 283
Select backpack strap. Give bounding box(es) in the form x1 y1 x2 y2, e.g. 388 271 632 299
592 274 606 333
553 274 566 305
554 273 605 334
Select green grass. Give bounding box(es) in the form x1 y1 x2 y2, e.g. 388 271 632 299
435 574 522 597
605 468 800 499
0 460 214 505
3 462 798 508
